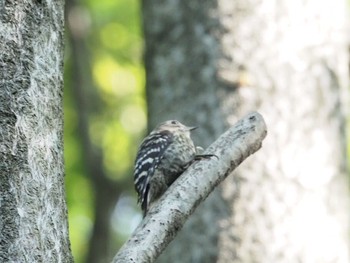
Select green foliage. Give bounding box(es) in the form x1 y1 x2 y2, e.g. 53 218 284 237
64 58 93 262
64 0 144 261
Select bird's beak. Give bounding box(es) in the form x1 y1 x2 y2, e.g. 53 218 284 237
188 126 198 131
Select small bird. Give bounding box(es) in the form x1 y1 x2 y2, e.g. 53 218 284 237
133 120 212 216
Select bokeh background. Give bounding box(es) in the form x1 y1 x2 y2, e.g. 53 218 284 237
64 0 144 262
64 0 350 262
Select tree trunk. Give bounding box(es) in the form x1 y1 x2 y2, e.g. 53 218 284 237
143 1 229 261
0 1 73 262
142 0 350 262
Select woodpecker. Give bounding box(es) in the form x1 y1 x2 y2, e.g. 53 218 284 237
133 120 209 216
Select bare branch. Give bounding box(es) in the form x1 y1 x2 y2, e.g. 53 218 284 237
112 112 267 263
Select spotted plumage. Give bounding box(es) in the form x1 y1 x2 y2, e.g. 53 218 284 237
133 120 197 216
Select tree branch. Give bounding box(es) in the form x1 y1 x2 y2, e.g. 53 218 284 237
112 112 267 263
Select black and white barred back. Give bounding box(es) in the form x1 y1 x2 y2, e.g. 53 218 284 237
133 120 196 216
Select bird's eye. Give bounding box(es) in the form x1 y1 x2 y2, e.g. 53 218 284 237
171 120 177 125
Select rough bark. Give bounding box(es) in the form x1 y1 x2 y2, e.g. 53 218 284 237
143 0 350 262
113 112 267 263
0 1 73 262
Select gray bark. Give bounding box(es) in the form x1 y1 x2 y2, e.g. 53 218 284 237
0 1 73 262
143 1 230 261
143 0 350 262
216 1 350 262
113 112 267 263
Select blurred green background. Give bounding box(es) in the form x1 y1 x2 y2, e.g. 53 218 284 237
63 0 350 262
64 0 144 262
